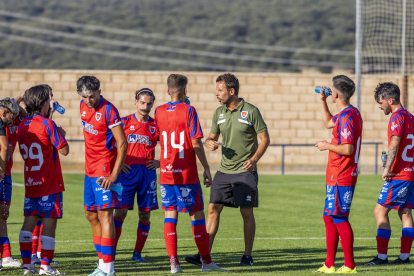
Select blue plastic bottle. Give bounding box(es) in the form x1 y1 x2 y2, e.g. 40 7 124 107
315 86 332 96
53 102 65 114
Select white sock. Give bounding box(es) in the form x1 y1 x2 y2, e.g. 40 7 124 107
101 261 114 274
378 253 387 260
37 252 41 258
99 258 103 269
400 253 410 260
2 256 13 261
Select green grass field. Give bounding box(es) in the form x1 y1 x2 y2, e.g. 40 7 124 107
3 174 414 275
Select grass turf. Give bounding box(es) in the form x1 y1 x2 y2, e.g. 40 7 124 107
3 174 414 275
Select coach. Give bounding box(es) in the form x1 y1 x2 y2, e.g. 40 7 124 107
186 73 270 267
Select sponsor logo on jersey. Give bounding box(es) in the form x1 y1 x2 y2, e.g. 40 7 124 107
398 187 408 198
404 166 414 172
127 134 152 145
102 195 109 201
343 191 353 204
130 125 135 130
341 129 351 140
149 126 156 134
82 111 86 117
178 188 193 203
160 185 167 198
161 164 182 173
167 106 176 112
25 177 42 186
391 122 398 131
82 121 98 135
95 112 102 121
180 188 192 198
327 186 333 193
381 187 388 193
42 196 49 201
166 164 172 171
150 180 156 190
241 110 249 119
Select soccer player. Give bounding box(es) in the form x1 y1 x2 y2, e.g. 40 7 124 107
77 76 127 276
186 73 270 267
155 74 223 273
17 85 69 275
0 98 17 183
362 82 414 265
113 88 159 261
0 97 22 268
314 75 362 274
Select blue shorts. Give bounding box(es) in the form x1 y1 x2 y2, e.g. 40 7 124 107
377 179 414 210
160 183 204 213
323 184 355 217
115 165 158 211
24 192 63 218
0 175 12 205
84 175 121 211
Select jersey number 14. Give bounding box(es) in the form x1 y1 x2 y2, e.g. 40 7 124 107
161 131 184 159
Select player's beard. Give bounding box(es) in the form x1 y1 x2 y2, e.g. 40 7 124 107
382 104 392 115
45 107 51 118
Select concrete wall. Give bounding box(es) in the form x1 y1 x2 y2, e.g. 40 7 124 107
1 69 410 174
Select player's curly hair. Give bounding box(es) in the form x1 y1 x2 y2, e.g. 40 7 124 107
24 85 50 116
374 82 400 104
216 73 239 96
332 75 355 100
167 74 187 92
135 88 156 102
77 76 100 96
0 97 19 115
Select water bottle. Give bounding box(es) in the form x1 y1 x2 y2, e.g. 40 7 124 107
96 177 123 194
381 151 387 163
315 86 332 96
53 102 65 114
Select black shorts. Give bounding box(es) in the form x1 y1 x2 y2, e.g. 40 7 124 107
209 171 258 208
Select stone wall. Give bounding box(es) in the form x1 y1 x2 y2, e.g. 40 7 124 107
1 69 410 174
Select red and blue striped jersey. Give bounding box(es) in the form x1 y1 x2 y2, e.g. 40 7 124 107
80 96 121 177
326 106 363 186
154 101 203 185
387 108 414 181
17 114 67 198
4 116 23 175
122 114 158 166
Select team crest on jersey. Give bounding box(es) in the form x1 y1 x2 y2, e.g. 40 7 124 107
241 110 249 119
149 126 156 134
167 106 176 112
9 125 17 134
95 112 102 121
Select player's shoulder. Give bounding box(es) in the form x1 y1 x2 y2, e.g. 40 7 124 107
241 100 259 111
121 114 134 121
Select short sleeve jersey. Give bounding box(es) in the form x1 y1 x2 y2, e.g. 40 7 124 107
387 108 414 181
210 99 267 174
17 115 67 198
80 96 121 177
4 116 23 175
326 106 363 186
154 101 203 185
122 114 158 166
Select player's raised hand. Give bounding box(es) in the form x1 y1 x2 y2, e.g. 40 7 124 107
315 140 329 151
203 168 212 188
146 160 160 170
205 139 219 151
320 86 329 101
121 163 131 174
243 158 256 171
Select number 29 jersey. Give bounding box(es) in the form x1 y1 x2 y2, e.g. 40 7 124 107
17 115 67 198
154 101 203 185
388 108 414 181
326 106 363 186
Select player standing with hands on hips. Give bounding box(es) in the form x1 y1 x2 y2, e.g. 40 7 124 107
362 83 414 266
314 75 362 274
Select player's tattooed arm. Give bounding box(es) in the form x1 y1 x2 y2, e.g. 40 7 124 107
382 135 400 181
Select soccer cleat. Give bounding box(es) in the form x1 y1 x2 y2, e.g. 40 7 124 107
201 261 225 272
132 251 146 262
335 265 356 274
31 256 41 266
23 266 39 274
39 267 65 275
87 265 102 276
2 257 22 267
314 264 335 273
239 255 254 266
170 264 182 274
361 256 388 265
391 257 410 264
185 253 202 266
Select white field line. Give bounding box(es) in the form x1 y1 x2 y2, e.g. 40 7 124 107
9 237 384 244
12 182 24 186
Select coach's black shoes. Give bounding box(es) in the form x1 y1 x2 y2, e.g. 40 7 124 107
391 257 410 264
184 253 202 266
362 255 388 265
239 255 254 266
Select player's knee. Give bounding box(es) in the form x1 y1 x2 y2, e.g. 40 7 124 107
0 211 9 221
115 209 128 221
85 211 98 223
240 207 254 219
138 211 150 222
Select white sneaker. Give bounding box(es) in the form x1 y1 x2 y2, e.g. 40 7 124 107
39 267 65 275
201 261 225 272
170 264 182 274
2 257 22 267
23 266 39 274
31 256 41 266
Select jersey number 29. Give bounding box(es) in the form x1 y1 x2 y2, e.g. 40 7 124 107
20 143 44 171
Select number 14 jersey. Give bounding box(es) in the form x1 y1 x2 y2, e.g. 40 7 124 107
154 101 203 185
388 108 414 181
